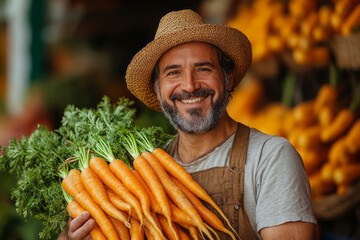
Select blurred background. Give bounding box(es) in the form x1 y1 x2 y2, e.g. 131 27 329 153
0 0 359 239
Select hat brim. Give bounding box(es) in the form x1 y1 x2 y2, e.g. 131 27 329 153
126 23 252 112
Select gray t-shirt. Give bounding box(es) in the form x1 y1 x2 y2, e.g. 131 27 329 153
173 128 316 239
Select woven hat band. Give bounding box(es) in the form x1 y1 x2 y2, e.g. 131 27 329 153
155 9 204 39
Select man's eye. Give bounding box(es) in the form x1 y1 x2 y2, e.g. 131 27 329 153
168 70 179 75
198 68 210 72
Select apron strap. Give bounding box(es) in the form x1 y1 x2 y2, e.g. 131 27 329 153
230 123 260 240
229 123 249 204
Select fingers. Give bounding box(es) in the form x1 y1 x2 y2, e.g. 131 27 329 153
82 234 93 240
69 211 91 231
68 211 95 240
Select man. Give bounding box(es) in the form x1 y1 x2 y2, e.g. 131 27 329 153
60 9 316 240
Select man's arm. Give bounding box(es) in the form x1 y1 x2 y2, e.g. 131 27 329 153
260 221 316 240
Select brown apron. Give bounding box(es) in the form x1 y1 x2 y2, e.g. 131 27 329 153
167 123 259 240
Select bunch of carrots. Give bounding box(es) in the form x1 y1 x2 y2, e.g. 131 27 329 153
227 0 360 65
58 132 239 240
227 77 360 201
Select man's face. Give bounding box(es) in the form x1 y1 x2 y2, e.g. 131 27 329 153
155 42 232 134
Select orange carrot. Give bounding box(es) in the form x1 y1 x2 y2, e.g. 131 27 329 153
78 148 130 228
144 227 156 240
106 186 132 214
301 11 318 38
109 215 130 240
318 5 332 28
106 187 132 214
187 225 201 240
293 100 317 127
320 162 336 184
314 84 338 114
177 225 191 240
114 135 168 239
226 78 264 123
81 168 130 227
110 158 164 238
318 104 338 127
158 214 181 240
133 153 177 240
61 169 119 240
333 163 360 185
328 137 356 165
140 150 215 240
321 108 355 143
130 170 164 237
127 206 163 240
132 169 162 213
89 156 144 225
292 47 330 66
63 190 106 240
287 127 302 149
341 4 360 35
330 12 344 33
344 119 360 154
143 215 164 240
130 217 144 240
297 147 327 176
133 169 193 226
171 176 236 240
95 136 164 238
267 34 286 53
335 0 359 18
297 125 322 149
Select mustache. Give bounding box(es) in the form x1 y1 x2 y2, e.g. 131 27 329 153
169 88 215 101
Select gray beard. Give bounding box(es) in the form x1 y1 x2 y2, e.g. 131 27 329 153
158 88 230 134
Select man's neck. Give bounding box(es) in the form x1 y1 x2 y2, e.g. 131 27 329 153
176 114 238 164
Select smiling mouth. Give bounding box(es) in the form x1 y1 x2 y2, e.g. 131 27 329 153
181 97 206 104
170 88 215 105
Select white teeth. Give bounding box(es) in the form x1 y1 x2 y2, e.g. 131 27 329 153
181 97 205 103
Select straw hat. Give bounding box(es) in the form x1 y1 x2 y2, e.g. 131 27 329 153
126 9 252 112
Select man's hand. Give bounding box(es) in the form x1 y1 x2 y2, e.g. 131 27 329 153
57 211 95 240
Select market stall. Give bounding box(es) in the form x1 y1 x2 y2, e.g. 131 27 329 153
0 0 359 239
226 0 360 238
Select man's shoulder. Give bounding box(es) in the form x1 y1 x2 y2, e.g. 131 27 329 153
248 128 290 147
246 127 300 167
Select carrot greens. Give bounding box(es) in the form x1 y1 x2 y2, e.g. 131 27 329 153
122 132 141 159
0 126 74 239
0 96 173 238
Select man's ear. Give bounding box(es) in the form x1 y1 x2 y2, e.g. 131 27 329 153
154 82 161 101
227 71 235 91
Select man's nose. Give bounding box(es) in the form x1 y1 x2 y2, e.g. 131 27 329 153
182 71 199 92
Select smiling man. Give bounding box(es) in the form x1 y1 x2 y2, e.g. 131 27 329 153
125 9 317 240
59 9 317 240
